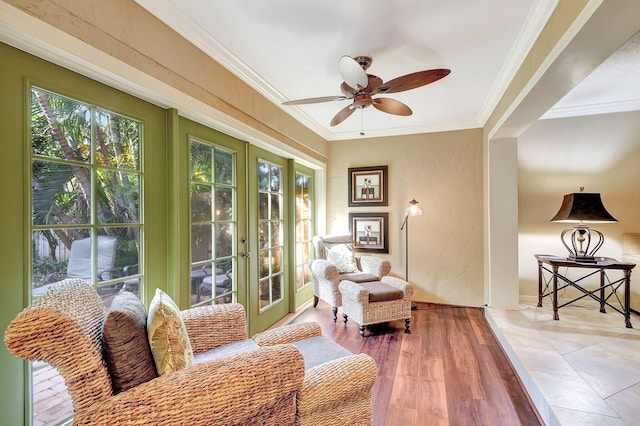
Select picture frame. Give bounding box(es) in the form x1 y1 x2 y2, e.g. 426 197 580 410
349 212 389 253
348 165 388 207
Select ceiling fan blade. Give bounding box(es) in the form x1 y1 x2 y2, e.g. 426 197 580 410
282 95 348 105
373 98 412 116
330 104 356 126
339 55 368 90
376 68 451 94
340 82 358 98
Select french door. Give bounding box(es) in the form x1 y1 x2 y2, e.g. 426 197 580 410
184 118 247 309
185 125 298 335
247 146 291 335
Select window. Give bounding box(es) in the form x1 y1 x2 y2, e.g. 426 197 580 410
30 87 142 303
295 171 313 291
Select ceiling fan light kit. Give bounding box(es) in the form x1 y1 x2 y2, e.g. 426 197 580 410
283 55 450 127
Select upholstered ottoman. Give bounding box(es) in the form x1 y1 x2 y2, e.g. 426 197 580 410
339 276 413 336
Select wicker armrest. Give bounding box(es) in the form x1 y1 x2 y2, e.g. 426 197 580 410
338 280 369 303
381 276 414 297
298 354 377 415
359 256 392 277
73 345 305 426
310 259 340 283
182 303 247 354
253 322 322 346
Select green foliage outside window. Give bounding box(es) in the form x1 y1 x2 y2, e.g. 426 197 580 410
30 87 142 289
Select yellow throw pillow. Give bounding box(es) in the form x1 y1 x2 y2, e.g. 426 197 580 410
147 288 194 375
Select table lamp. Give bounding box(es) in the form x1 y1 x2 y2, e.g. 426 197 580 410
550 189 617 262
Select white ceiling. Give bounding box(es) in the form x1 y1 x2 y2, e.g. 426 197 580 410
136 0 640 141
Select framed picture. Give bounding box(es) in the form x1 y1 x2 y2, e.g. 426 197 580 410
348 165 388 207
349 212 389 253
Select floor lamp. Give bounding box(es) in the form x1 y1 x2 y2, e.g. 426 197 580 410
401 198 422 309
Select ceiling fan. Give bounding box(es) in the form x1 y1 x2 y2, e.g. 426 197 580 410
282 55 451 127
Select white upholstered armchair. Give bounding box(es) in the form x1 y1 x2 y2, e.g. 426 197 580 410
311 234 391 321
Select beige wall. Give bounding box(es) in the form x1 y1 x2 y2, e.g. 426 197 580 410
518 111 640 306
326 129 485 306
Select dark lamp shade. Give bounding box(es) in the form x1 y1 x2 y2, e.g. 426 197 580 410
550 193 617 223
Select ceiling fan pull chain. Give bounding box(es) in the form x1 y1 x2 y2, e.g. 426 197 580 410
360 109 365 136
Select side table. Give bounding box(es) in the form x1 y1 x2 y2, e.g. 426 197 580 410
535 254 636 328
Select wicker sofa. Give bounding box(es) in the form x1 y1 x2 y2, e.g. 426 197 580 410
311 234 391 322
5 279 377 425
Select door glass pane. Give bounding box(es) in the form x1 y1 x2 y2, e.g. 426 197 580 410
258 192 269 220
191 184 212 222
259 248 270 280
97 170 140 224
259 278 270 309
271 221 282 246
191 224 212 263
215 147 233 184
259 222 269 249
32 161 91 226
191 142 212 182
271 273 282 305
190 140 237 307
31 88 91 162
270 193 281 219
258 162 270 190
270 164 281 192
95 108 141 170
215 186 232 221
257 160 284 311
215 223 233 257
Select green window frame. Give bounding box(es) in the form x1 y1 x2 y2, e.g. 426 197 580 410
29 86 143 303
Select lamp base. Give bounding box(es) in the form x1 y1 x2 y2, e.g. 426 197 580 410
567 254 597 263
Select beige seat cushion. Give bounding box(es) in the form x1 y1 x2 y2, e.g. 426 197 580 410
194 336 352 371
193 339 260 364
360 281 404 302
292 335 353 369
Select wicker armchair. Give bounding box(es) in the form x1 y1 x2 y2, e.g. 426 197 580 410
4 279 309 425
311 234 391 321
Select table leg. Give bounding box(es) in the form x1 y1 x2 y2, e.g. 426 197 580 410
625 270 632 328
600 269 606 313
552 265 559 320
537 260 543 307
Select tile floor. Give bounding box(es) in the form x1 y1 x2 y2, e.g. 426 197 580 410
486 295 640 426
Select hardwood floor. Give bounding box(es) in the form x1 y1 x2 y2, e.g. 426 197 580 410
288 302 543 426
